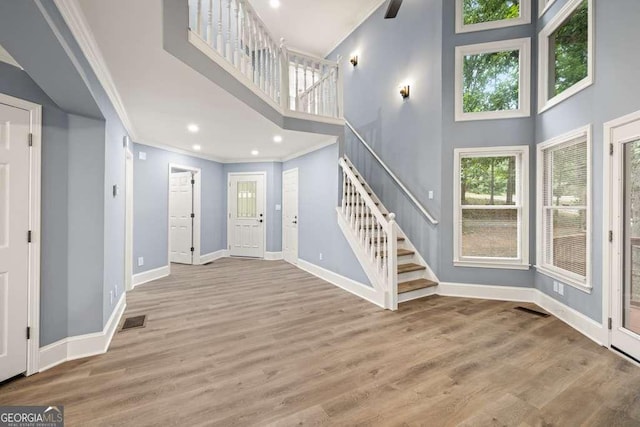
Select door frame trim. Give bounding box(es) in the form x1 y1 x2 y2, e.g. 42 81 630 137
0 93 42 375
603 109 640 350
282 168 299 265
168 164 202 267
227 171 267 258
124 143 134 291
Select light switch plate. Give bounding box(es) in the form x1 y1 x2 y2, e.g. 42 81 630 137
558 283 565 296
139 152 147 160
138 257 144 267
275 204 281 211
428 191 434 200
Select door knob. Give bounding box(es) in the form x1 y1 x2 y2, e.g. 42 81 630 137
293 221 298 224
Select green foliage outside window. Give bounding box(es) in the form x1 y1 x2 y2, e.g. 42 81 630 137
463 50 520 114
551 0 589 96
463 0 520 26
461 156 517 205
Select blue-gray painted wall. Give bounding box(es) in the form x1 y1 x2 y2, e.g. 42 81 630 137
332 0 640 321
284 144 370 284
0 0 135 344
133 144 226 273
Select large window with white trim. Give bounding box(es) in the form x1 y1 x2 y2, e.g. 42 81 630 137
539 0 558 16
538 0 593 113
455 38 531 122
537 126 591 291
456 0 531 33
454 146 529 269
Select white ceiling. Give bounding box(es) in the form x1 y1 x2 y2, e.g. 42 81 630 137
249 0 386 57
76 0 334 162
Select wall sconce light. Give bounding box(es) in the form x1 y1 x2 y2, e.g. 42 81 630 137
350 55 359 67
399 85 410 99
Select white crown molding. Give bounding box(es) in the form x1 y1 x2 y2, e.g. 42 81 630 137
281 138 337 162
322 0 388 58
39 294 126 372
53 0 139 141
0 44 22 69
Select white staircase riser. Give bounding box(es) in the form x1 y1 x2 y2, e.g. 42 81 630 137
398 270 426 282
398 286 438 304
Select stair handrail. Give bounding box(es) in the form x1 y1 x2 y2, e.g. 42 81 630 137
344 120 439 225
339 157 398 308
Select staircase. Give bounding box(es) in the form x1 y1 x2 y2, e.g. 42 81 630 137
337 156 438 310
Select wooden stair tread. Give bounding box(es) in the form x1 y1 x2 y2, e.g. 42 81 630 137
398 279 438 294
377 248 415 258
397 263 427 274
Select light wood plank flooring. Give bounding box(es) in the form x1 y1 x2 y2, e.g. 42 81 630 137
1 258 640 426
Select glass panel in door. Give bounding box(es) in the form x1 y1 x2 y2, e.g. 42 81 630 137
624 140 640 336
237 181 257 218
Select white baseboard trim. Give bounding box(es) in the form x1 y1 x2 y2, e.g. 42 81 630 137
438 282 605 346
39 294 127 372
132 265 170 288
265 252 284 261
199 250 228 264
297 259 385 309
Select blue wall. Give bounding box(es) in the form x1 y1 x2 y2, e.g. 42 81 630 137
133 144 226 273
284 144 370 284
331 0 640 321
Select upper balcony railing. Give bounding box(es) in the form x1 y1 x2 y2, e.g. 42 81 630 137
188 0 342 121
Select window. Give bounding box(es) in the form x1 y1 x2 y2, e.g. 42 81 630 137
454 146 530 269
538 0 593 113
456 0 531 33
537 126 591 291
455 38 531 122
539 0 558 17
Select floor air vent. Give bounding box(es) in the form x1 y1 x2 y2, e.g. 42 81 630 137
121 315 147 331
514 307 550 318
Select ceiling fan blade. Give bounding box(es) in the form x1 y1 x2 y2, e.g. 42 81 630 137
384 0 403 19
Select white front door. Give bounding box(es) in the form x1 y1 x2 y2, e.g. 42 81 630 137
0 103 30 382
170 172 194 264
283 169 299 264
611 117 640 361
229 173 265 258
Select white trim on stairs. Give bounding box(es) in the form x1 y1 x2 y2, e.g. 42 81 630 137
39 294 127 372
132 265 170 288
297 259 385 309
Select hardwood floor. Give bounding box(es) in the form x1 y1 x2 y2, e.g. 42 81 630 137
2 258 640 426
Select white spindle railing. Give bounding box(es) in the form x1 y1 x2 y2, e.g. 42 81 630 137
188 0 341 119
339 157 397 307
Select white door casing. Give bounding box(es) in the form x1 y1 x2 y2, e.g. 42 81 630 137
228 172 266 258
0 102 31 381
283 169 299 264
170 171 195 264
125 147 133 291
607 114 640 361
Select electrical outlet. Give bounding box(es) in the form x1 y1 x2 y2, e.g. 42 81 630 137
558 283 565 296
110 291 114 305
319 253 323 261
138 257 144 267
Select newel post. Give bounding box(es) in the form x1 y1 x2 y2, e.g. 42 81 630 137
387 213 398 310
279 38 290 112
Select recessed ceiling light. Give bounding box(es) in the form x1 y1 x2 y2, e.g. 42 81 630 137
273 135 283 143
193 144 201 151
187 124 200 133
251 150 260 156
269 0 280 8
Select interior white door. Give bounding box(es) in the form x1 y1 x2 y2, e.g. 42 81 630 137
612 117 640 361
283 169 299 264
229 173 265 258
0 103 30 382
170 171 194 264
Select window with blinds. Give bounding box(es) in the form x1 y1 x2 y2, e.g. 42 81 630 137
538 127 591 290
454 146 530 269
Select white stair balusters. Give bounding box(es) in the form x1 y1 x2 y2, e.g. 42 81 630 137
339 157 398 309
